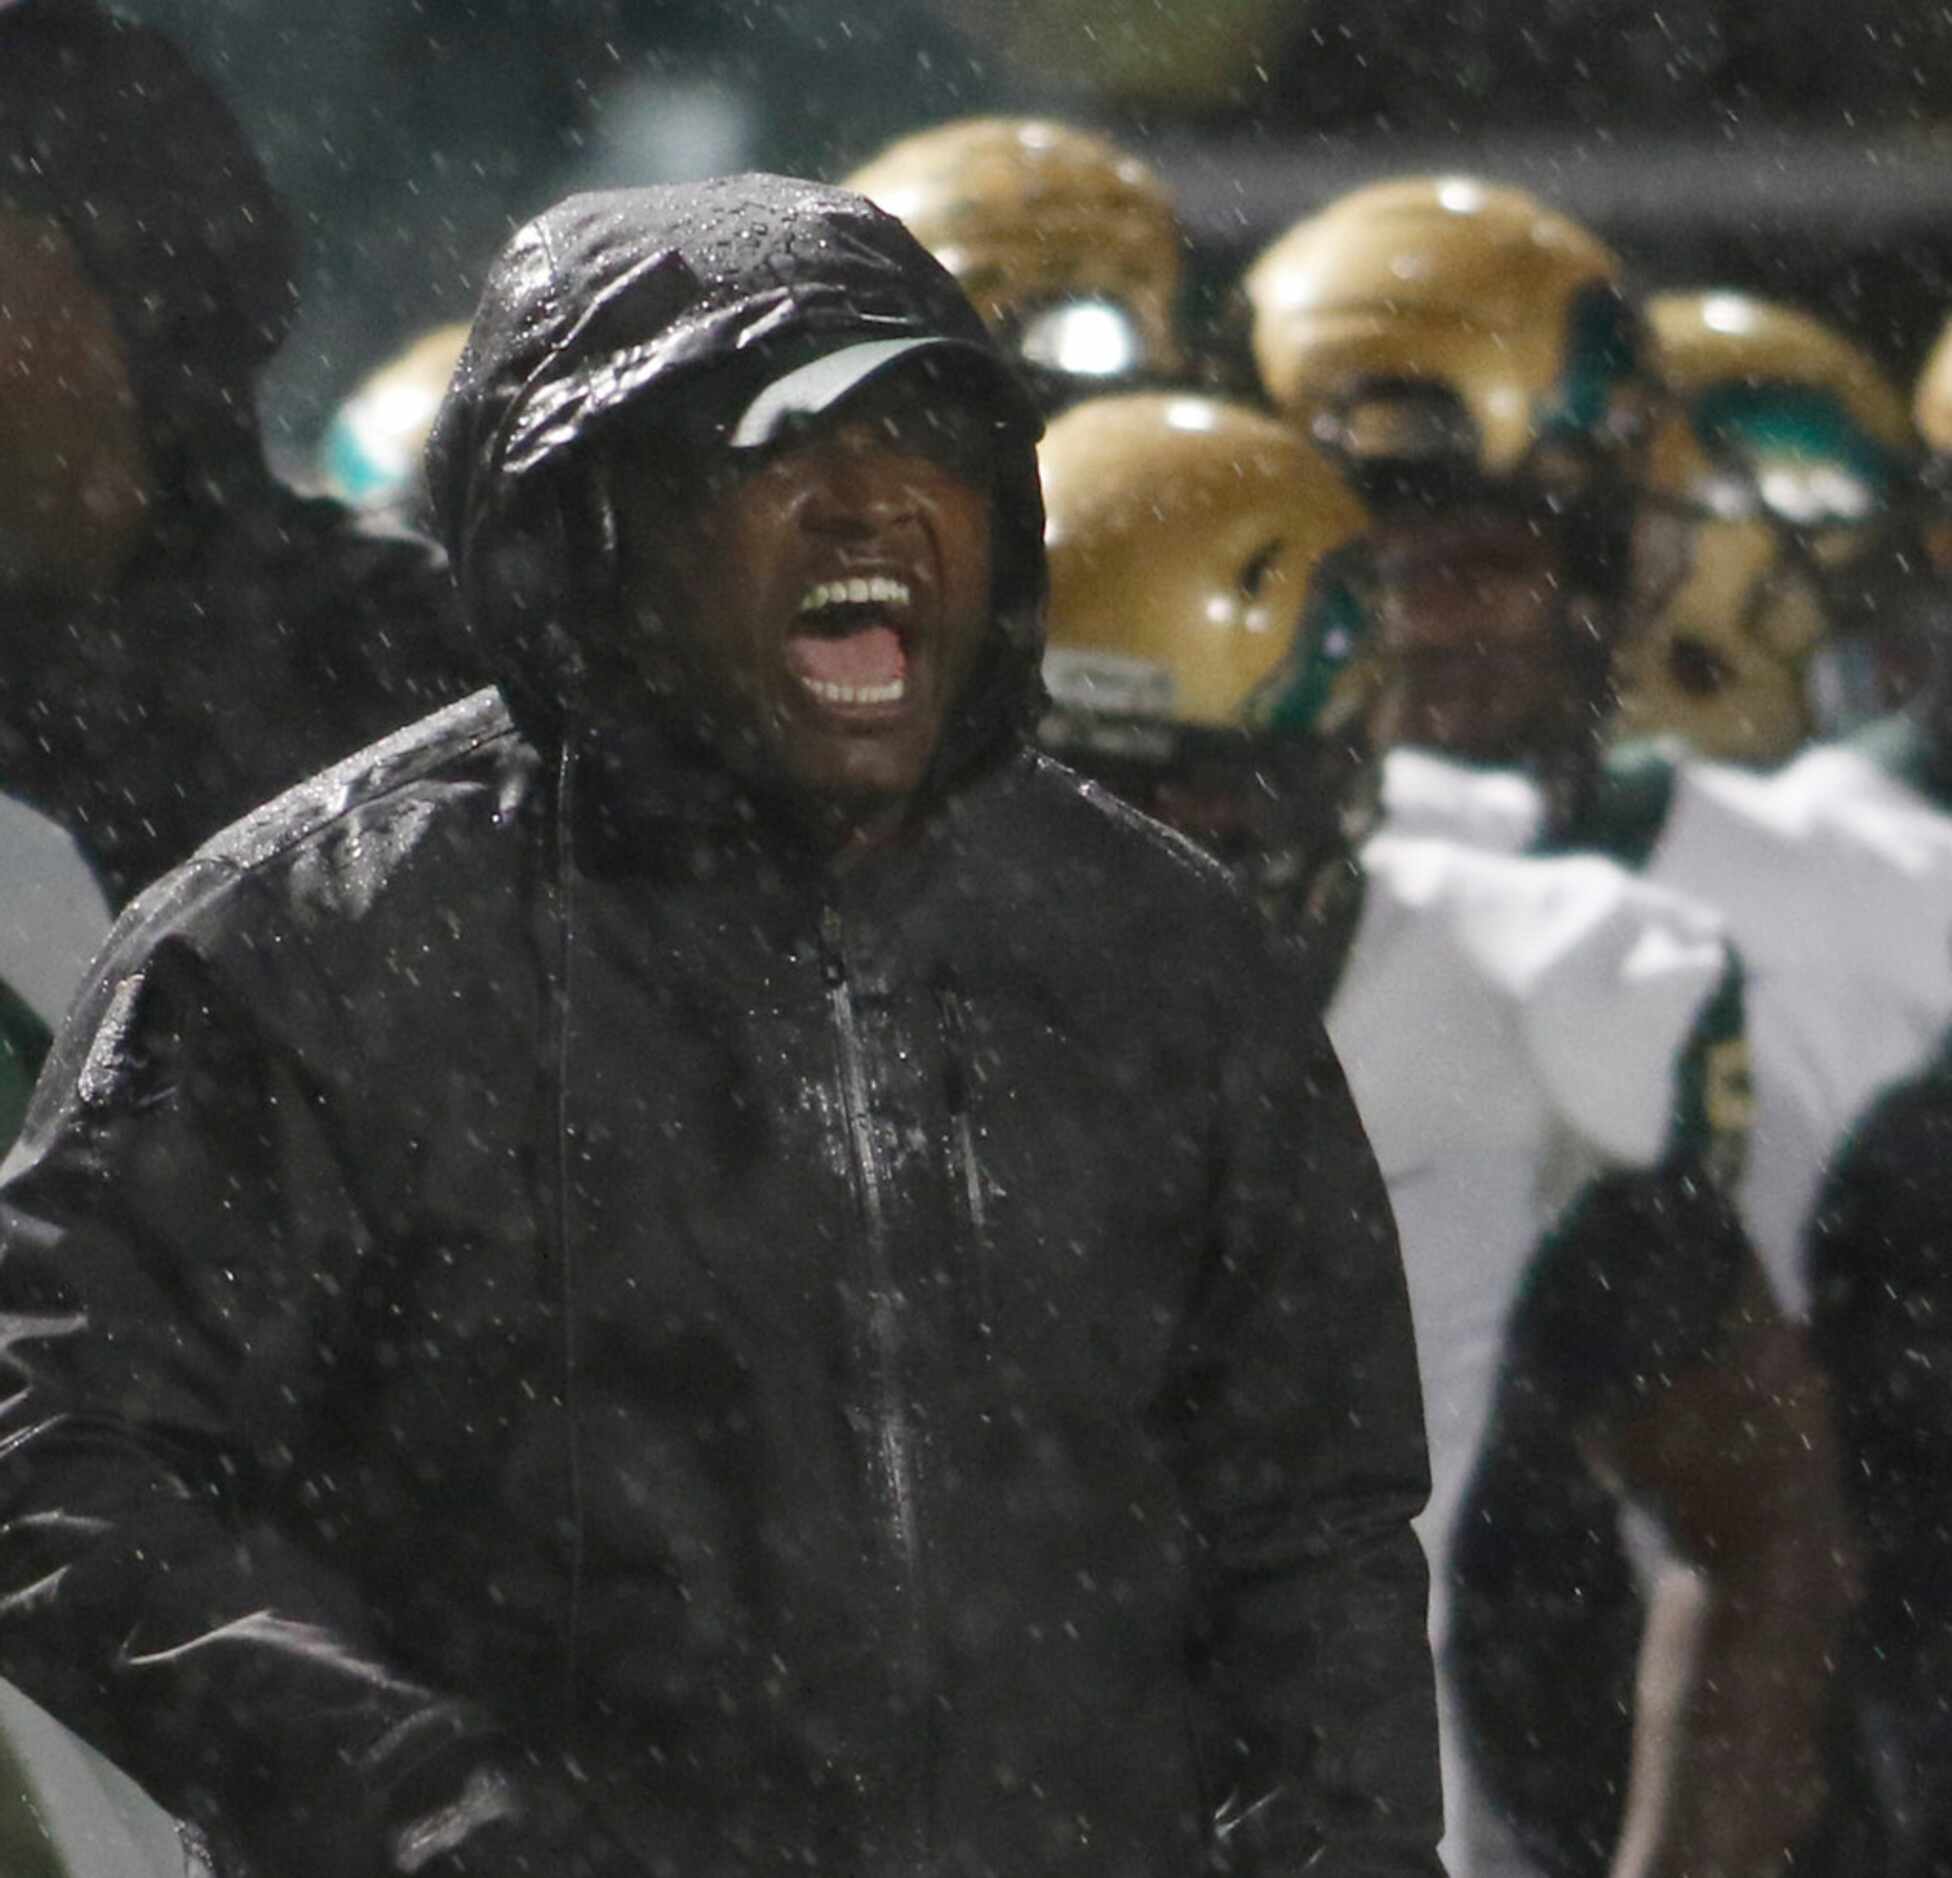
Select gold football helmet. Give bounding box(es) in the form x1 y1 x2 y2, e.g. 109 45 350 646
1916 316 1952 464
1242 175 1643 500
1039 391 1377 940
1040 392 1372 747
1615 291 1916 762
1915 315 1952 576
845 118 1183 385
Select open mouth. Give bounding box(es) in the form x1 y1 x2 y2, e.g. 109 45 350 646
786 574 916 709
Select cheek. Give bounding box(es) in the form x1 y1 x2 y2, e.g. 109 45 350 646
623 511 759 694
946 510 996 616
930 486 999 673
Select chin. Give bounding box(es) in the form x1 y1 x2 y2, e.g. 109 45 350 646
782 733 933 807
799 766 925 810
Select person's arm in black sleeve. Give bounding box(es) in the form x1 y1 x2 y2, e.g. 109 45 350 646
0 872 613 1878
1807 1051 1952 1878
1171 935 1443 1878
1455 1160 1852 1878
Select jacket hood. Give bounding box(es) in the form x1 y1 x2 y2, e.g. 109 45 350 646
425 176 1049 794
0 0 296 502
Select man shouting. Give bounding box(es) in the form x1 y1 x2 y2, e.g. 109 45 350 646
0 177 1440 1878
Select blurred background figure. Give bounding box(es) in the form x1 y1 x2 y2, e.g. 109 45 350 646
0 0 476 909
1617 290 1920 763
845 116 1193 410
1857 315 1952 795
1038 387 1848 1878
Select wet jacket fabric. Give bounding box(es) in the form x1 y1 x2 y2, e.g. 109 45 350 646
1 0 298 496
0 178 1440 1878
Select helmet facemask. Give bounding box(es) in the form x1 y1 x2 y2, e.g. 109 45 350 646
1615 292 1922 761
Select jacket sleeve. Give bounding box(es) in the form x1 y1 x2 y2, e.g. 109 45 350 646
0 873 574 1878
1806 1053 1952 1876
1173 936 1443 1878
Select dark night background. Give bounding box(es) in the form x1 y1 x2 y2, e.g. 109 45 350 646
110 0 1952 466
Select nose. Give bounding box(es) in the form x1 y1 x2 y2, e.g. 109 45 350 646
798 436 920 538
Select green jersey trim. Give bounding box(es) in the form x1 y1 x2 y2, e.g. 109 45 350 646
1664 955 1751 1190
1540 739 1681 870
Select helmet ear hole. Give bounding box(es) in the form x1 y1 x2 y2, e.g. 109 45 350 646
1038 392 1370 747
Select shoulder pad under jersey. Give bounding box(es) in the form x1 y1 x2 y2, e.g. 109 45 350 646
1344 832 1740 1173
1376 748 1545 853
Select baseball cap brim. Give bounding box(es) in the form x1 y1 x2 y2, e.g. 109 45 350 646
727 335 1033 450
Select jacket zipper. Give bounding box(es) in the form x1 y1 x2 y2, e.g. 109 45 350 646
820 903 933 1866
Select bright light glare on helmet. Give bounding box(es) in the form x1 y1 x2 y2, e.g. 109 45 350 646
1165 398 1221 434
370 383 443 444
1700 294 1758 337
1757 461 1876 525
331 384 443 492
1485 385 1526 424
1436 177 1487 214
1699 468 1757 521
1019 300 1145 378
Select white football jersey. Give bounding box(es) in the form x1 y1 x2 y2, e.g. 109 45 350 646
1378 739 1952 1316
1329 829 1735 1878
1648 743 1952 1315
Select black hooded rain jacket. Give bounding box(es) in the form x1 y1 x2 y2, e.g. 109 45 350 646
0 178 1441 1878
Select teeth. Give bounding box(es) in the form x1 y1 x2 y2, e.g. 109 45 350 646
797 575 912 615
800 676 907 706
